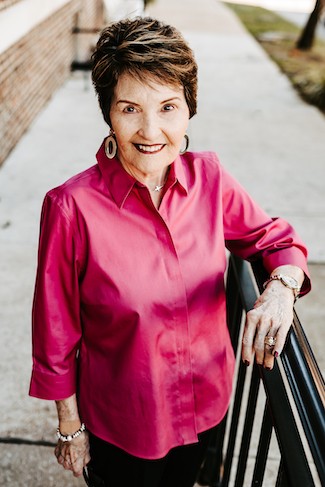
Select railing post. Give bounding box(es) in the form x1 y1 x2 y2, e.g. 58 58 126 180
234 362 261 487
281 322 325 485
250 401 273 487
220 363 247 487
260 365 315 486
199 255 324 487
276 459 290 487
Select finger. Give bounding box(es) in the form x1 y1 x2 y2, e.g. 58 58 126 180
254 330 267 366
242 309 260 365
57 443 73 471
70 451 86 477
260 323 279 369
63 454 74 471
54 445 60 460
271 326 288 358
71 459 84 477
253 315 272 365
263 340 276 369
57 452 65 466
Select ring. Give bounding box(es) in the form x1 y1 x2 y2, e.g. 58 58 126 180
264 336 276 347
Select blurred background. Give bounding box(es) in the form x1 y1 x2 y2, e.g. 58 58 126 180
0 0 324 485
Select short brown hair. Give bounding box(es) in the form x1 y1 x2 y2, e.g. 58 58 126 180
91 17 198 126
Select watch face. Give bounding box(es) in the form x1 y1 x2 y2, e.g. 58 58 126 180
281 275 299 289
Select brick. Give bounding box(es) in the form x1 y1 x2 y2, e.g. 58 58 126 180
0 0 105 166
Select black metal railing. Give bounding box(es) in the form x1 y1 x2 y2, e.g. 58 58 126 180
198 254 325 487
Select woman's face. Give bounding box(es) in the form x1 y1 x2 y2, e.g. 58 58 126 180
109 73 190 179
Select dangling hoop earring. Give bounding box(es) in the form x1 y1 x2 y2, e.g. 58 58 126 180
180 134 189 155
105 131 117 159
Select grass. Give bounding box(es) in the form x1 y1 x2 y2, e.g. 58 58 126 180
224 3 325 114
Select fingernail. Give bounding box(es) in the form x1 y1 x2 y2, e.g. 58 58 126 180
265 366 272 370
244 360 250 367
274 351 279 358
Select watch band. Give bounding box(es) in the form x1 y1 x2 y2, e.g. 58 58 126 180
263 274 301 299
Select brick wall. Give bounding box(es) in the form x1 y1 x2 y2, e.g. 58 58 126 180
0 0 105 166
78 0 104 27
0 0 21 13
74 0 105 62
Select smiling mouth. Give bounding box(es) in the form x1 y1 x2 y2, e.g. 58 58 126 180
134 144 165 154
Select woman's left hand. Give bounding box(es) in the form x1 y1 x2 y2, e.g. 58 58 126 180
241 280 295 369
54 431 90 477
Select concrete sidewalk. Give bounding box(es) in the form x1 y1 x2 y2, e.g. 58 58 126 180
0 0 324 485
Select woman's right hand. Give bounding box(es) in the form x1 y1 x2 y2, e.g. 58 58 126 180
54 394 90 476
54 430 91 477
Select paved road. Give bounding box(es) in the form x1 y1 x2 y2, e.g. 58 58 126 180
0 0 324 485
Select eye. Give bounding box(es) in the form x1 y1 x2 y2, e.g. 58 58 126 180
123 106 137 113
162 104 175 112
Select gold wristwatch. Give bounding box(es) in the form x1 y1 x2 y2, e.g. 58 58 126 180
263 274 301 300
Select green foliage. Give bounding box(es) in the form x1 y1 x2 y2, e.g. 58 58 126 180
227 3 300 36
225 2 325 114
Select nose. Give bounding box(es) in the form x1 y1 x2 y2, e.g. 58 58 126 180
137 112 161 141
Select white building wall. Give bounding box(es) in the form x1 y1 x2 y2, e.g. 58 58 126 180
104 0 144 21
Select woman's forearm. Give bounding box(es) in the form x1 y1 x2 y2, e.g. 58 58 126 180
56 393 82 434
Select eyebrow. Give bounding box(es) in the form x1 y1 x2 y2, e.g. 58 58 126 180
161 97 182 104
116 97 182 105
116 99 139 105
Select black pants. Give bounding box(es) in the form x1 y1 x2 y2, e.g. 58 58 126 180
85 427 216 487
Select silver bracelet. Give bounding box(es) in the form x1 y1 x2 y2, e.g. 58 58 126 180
56 422 86 442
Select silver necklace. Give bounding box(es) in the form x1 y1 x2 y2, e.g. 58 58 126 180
151 169 170 192
153 183 165 192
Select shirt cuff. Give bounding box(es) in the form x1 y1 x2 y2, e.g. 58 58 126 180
262 250 311 297
29 366 76 401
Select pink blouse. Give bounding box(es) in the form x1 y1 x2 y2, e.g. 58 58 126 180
29 142 310 459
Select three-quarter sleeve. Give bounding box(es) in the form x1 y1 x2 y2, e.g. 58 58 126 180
29 191 83 400
221 165 310 295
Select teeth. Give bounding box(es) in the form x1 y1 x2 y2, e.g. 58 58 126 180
137 144 163 153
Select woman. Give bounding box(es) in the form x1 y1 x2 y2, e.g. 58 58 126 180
29 17 310 487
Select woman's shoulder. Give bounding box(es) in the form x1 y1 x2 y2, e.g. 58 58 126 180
183 150 221 165
181 150 222 177
46 164 100 200
42 164 101 220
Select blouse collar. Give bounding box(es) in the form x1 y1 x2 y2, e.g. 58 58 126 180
96 140 188 208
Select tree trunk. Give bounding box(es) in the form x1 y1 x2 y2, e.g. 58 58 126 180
296 0 325 50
